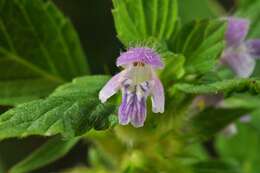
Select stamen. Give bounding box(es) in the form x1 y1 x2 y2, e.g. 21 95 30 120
133 62 145 67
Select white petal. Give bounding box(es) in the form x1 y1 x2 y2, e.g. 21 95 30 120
99 71 125 103
151 75 165 113
221 49 255 78
235 53 255 78
240 115 251 123
222 123 237 137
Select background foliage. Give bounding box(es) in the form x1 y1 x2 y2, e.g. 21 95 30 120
0 0 260 173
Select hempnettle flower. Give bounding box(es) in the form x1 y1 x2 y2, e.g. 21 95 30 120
220 17 260 77
99 47 165 127
194 17 260 136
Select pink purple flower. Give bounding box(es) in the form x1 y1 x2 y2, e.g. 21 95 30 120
194 17 260 136
99 47 165 128
220 17 260 77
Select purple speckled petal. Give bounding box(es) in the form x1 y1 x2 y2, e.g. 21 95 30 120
221 51 255 78
118 91 131 125
226 17 249 46
118 81 150 127
119 91 147 127
99 71 124 103
117 47 164 69
246 39 260 57
130 97 147 127
151 76 165 113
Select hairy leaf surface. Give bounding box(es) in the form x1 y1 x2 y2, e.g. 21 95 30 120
173 78 260 95
0 76 117 140
112 0 178 46
170 19 226 74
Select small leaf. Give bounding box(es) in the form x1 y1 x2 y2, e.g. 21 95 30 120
0 76 117 140
172 78 260 95
0 0 89 105
170 19 226 74
112 0 178 46
10 137 80 173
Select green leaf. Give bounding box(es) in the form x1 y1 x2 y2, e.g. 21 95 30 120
10 137 80 173
0 0 89 105
172 78 260 95
222 94 260 110
112 0 178 46
0 79 59 106
170 19 226 74
0 76 117 140
236 0 260 38
189 108 250 141
160 53 185 83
